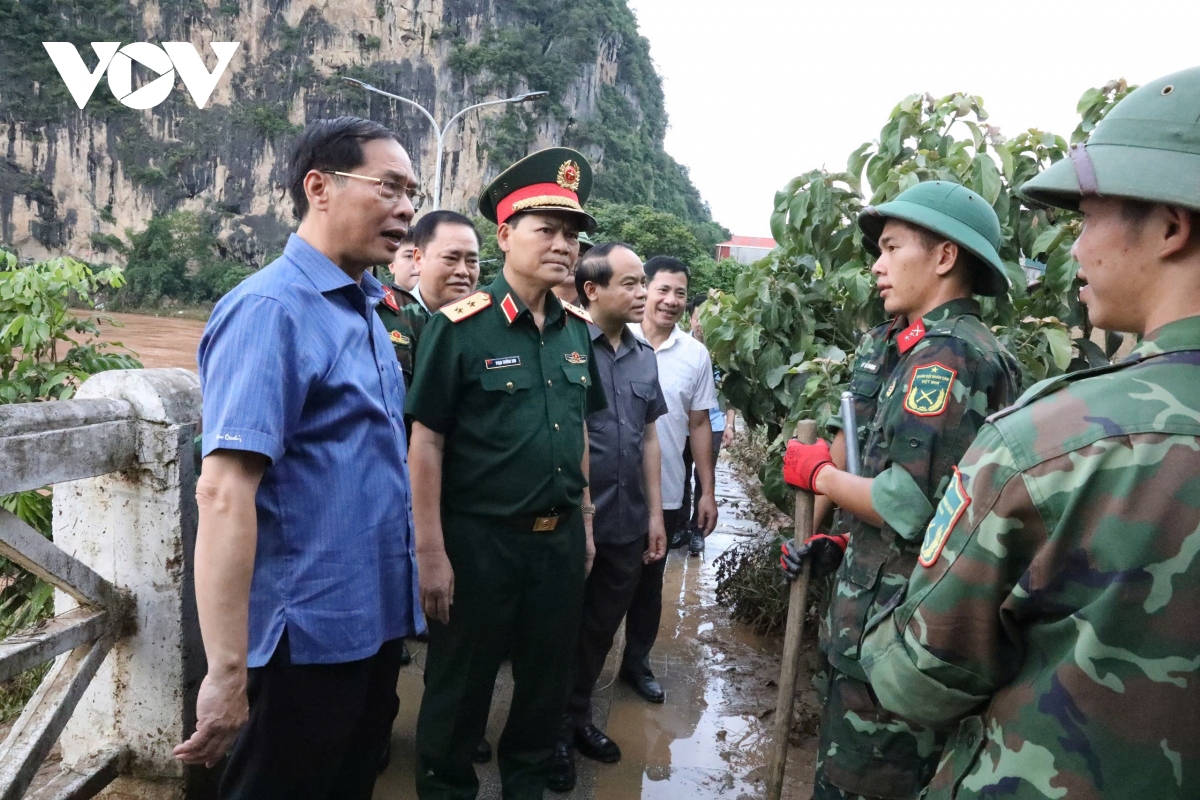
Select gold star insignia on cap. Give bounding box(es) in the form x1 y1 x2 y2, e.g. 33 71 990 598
557 161 581 191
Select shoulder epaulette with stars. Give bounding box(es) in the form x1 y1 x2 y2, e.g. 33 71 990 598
561 300 593 324
440 291 492 322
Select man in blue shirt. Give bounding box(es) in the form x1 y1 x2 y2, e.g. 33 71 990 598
174 117 424 800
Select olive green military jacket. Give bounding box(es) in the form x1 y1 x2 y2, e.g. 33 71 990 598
405 272 607 518
825 298 1021 682
860 314 1200 799
375 282 428 387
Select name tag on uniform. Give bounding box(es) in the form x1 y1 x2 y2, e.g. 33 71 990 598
485 356 522 369
862 361 879 373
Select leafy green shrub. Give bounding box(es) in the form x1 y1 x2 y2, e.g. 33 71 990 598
700 83 1133 514
0 248 141 718
108 212 249 307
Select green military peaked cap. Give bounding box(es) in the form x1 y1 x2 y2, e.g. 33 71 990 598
858 181 1010 297
1021 67 1200 213
479 147 597 232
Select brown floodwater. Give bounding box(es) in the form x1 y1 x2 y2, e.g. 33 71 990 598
72 310 207 372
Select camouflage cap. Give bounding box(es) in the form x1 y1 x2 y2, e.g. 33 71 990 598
1021 67 1200 213
479 147 597 232
858 181 1010 297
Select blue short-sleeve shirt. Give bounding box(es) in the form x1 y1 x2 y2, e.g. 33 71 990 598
198 234 424 667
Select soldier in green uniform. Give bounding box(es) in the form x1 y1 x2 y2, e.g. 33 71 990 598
859 67 1200 799
375 210 482 388
778 181 1022 799
406 147 607 799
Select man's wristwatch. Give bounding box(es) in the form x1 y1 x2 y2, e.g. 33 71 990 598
580 504 597 516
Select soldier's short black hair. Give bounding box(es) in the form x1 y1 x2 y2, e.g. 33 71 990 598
644 255 690 284
288 117 402 221
411 210 480 251
574 242 635 307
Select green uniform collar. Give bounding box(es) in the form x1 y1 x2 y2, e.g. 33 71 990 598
489 270 566 328
921 297 980 328
1126 314 1200 360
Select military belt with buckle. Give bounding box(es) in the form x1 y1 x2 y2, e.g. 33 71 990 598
505 508 571 532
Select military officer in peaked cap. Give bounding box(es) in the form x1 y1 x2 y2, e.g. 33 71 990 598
859 66 1200 799
406 147 608 799
777 179 1022 799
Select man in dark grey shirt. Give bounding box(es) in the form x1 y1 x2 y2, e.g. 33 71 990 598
547 243 668 792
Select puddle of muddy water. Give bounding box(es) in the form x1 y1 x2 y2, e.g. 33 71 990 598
375 461 816 800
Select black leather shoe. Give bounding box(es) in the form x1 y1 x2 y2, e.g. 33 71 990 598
619 669 665 703
688 531 705 556
546 741 576 792
399 640 412 666
669 528 689 549
473 738 492 763
574 723 621 763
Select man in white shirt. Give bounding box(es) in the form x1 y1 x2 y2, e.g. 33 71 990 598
620 255 719 703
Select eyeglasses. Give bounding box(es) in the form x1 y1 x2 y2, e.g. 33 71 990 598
322 170 427 210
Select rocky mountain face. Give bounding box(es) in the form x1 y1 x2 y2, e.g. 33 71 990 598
0 0 709 264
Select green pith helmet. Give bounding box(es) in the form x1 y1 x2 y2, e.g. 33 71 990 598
577 231 595 253
478 147 597 232
1022 67 1200 213
858 181 1010 297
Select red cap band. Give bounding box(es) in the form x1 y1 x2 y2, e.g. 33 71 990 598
496 182 583 225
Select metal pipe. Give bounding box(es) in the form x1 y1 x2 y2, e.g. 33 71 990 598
840 390 861 477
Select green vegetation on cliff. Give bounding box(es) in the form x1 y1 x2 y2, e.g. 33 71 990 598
0 0 726 280
445 0 719 229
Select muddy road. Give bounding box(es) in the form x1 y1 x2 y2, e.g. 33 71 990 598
375 463 817 800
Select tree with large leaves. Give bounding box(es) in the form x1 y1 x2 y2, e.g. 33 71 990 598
701 82 1134 514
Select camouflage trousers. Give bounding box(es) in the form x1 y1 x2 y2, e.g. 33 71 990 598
811 668 946 800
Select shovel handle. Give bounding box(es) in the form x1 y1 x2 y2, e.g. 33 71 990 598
766 419 818 800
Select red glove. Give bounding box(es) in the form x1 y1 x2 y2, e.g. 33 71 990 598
782 438 834 493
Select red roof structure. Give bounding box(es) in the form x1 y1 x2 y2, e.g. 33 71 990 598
715 235 777 264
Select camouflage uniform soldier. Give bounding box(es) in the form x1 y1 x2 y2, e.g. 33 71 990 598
779 181 1022 799
859 67 1200 799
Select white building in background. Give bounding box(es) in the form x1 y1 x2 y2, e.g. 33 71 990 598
715 235 776 265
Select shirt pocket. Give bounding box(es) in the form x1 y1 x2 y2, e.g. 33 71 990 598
631 380 658 421
561 363 591 420
480 368 533 395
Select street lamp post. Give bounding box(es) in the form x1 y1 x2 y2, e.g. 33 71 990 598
342 77 549 210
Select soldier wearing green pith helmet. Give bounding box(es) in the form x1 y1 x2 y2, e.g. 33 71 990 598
777 180 1022 799
859 67 1200 799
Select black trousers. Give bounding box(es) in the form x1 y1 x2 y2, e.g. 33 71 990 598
566 535 648 728
620 508 687 677
219 631 407 800
681 430 723 532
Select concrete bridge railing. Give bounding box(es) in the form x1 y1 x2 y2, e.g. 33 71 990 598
0 369 203 800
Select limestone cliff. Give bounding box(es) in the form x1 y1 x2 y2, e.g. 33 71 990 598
0 0 713 264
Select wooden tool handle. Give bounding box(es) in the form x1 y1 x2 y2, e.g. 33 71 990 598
766 419 817 800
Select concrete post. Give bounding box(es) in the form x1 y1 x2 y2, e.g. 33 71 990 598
52 368 203 796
